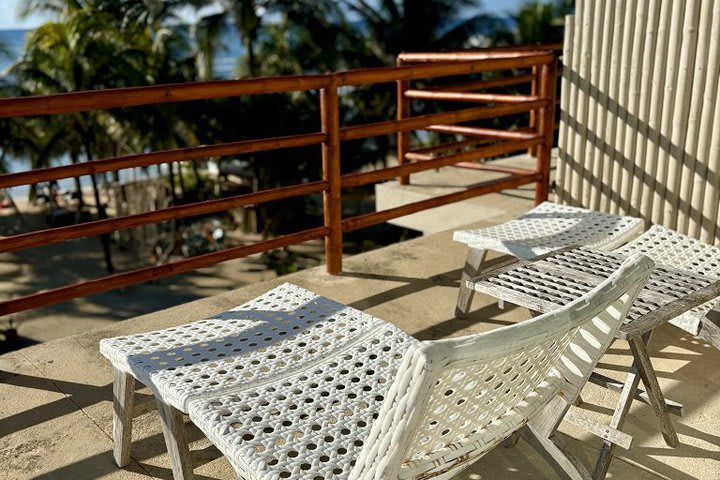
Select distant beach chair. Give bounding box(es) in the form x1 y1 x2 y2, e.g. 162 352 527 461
101 252 650 479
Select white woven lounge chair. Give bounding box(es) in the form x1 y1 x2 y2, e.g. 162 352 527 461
102 255 652 479
615 225 720 346
453 201 644 317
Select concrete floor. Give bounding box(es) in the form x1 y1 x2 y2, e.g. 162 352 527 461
1 185 720 479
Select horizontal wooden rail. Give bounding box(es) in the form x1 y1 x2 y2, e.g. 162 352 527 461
405 90 539 103
425 74 536 92
342 137 542 187
340 99 546 141
453 162 538 176
0 53 554 118
342 172 541 232
397 51 555 63
0 133 325 189
0 76 331 118
0 226 329 316
0 181 327 253
410 138 493 156
423 125 540 141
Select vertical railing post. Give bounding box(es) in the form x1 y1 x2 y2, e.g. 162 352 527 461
396 57 411 185
535 57 558 205
528 65 539 157
321 78 343 274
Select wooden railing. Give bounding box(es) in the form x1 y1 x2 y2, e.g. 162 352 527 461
0 49 557 316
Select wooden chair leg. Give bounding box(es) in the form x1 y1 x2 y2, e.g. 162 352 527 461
627 336 679 447
455 247 487 318
592 362 641 480
521 425 592 480
112 368 135 468
157 400 195 480
521 396 592 480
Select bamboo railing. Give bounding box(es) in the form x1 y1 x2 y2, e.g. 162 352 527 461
0 48 558 316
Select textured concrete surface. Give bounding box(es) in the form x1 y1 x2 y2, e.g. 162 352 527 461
2 187 720 479
375 154 544 234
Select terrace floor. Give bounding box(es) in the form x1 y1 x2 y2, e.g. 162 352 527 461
1 184 720 479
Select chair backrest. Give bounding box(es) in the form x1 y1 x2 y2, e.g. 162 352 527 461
554 0 720 246
351 253 653 480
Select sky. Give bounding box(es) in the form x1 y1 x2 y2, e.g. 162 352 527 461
0 0 533 30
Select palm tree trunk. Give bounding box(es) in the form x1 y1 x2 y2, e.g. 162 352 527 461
176 162 187 198
167 162 178 204
191 160 204 200
84 140 115 274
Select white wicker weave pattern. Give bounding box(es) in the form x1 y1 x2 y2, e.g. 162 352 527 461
615 225 720 334
186 256 651 480
452 201 644 259
100 283 414 411
188 325 413 480
483 248 715 328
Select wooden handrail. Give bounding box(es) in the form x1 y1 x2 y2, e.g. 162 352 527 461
0 46 558 316
0 53 554 118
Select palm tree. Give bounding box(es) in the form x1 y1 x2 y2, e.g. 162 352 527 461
342 0 507 65
10 8 161 273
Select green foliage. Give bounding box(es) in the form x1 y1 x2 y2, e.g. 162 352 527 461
498 0 574 45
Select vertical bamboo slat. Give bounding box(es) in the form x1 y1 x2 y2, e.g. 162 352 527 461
693 2 720 241
555 14 575 204
663 1 701 230
599 0 627 213
618 0 648 216
649 1 685 225
581 0 607 210
630 0 661 219
678 0 715 234
587 1 616 211
564 8 582 206
639 0 673 223
700 66 720 245
608 0 637 215
569 2 592 207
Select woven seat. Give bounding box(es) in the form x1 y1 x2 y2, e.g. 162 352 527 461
453 201 644 318
114 254 649 480
99 283 416 475
616 225 720 338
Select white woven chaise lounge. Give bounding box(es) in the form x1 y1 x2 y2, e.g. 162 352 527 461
453 201 644 317
101 255 652 479
614 225 720 347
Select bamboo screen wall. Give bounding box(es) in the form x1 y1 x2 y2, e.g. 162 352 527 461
555 0 720 246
